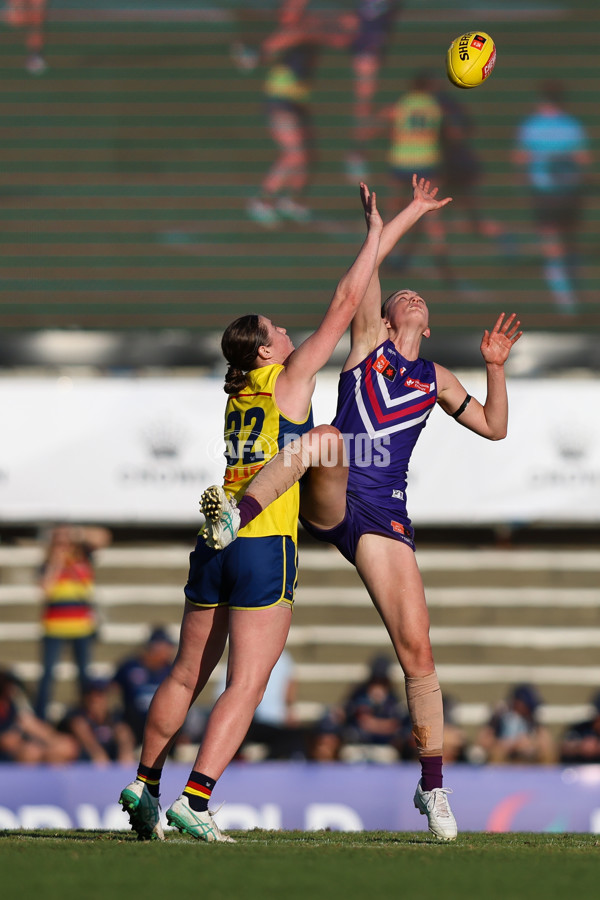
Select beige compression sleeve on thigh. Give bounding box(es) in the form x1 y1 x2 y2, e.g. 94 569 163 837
405 672 444 757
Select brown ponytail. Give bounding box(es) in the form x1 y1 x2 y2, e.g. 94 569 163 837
221 314 270 395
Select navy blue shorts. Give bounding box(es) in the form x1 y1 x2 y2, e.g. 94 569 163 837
299 490 415 566
184 535 297 610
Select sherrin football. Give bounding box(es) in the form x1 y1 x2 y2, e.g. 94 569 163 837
446 31 496 89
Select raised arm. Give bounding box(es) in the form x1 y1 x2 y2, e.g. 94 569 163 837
436 313 523 440
344 175 452 370
275 184 383 416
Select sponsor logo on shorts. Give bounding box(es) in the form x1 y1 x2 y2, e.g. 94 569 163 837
471 35 486 50
391 520 406 535
482 47 496 80
404 377 431 393
391 489 404 500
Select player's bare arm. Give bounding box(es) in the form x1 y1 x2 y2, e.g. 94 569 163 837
345 175 452 369
275 183 382 417
436 312 522 440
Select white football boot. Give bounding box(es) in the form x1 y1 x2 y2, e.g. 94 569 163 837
413 780 458 841
166 795 236 843
200 485 241 550
119 779 165 841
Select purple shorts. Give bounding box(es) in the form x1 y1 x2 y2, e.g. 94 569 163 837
299 489 415 565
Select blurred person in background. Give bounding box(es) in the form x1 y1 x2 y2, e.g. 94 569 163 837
340 655 406 761
512 80 591 314
378 71 453 284
473 684 557 765
231 1 310 72
112 627 176 747
247 2 355 227
0 669 79 763
559 692 600 764
59 678 136 765
345 0 403 183
35 524 111 722
4 0 48 74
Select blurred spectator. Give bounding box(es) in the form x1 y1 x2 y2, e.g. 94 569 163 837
4 0 48 74
0 669 79 763
230 0 306 73
308 705 345 761
340 655 407 762
59 678 136 765
512 80 591 314
473 684 557 765
345 0 402 182
436 83 511 253
112 627 176 746
439 695 469 764
247 3 354 227
379 70 453 284
559 692 600 764
35 524 112 721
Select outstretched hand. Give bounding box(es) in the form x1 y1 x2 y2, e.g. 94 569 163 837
480 312 523 365
411 173 453 213
360 182 384 234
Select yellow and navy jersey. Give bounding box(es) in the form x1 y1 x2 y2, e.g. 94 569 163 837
389 91 443 170
222 364 313 541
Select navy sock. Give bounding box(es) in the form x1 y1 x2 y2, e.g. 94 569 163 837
420 756 443 792
183 771 216 812
136 764 162 798
238 494 263 529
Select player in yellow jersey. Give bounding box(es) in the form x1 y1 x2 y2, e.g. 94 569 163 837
119 181 384 842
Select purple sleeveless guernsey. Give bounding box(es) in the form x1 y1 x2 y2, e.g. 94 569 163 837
300 339 437 563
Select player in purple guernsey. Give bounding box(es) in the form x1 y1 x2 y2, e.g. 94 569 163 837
202 175 523 840
325 337 437 560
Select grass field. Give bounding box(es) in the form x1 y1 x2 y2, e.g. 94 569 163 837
2 830 598 900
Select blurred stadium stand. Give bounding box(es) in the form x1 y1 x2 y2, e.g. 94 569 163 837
0 0 597 370
2 538 600 741
1 2 600 752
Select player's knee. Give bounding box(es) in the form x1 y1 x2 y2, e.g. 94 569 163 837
308 425 345 468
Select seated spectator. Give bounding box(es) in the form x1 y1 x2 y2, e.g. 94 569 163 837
112 627 175 746
307 706 345 762
0 669 79 764
340 655 407 761
560 692 600 764
59 678 136 764
473 684 557 764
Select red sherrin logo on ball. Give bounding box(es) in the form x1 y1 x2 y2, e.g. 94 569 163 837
471 35 486 50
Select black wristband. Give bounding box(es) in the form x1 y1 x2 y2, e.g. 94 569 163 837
451 394 472 420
